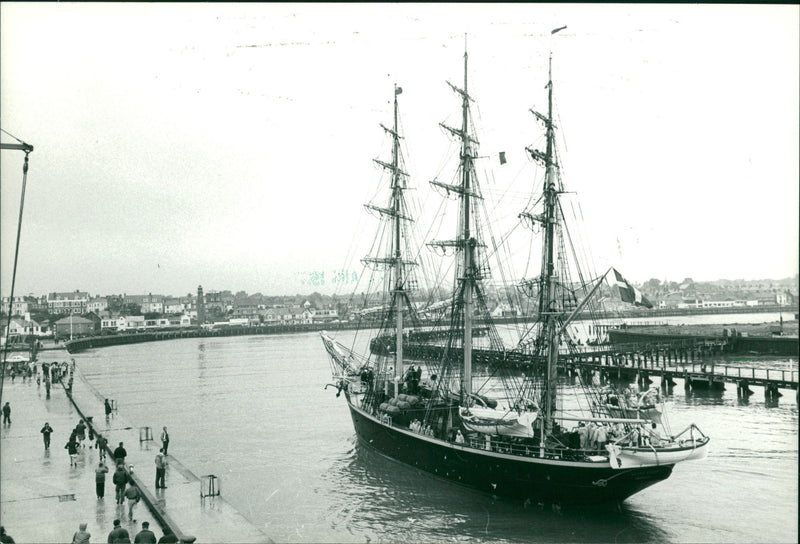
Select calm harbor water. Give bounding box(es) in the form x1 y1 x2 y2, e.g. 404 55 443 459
74 313 797 543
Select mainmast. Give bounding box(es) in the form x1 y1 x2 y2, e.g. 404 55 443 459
529 26 566 444
430 44 478 399
459 48 474 398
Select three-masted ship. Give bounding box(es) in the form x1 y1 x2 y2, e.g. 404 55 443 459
322 31 709 505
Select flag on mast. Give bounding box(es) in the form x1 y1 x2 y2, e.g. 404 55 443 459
612 268 653 308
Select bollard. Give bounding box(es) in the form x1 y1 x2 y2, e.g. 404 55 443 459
200 474 220 498
139 426 153 443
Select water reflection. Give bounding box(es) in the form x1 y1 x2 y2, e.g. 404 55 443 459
320 440 669 543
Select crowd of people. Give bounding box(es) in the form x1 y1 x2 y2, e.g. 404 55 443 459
1 357 178 542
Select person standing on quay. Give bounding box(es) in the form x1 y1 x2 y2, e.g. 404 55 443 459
133 521 157 543
40 422 54 449
2 402 10 425
105 399 113 420
160 427 169 456
96 461 109 499
71 522 90 544
107 519 129 544
154 448 167 489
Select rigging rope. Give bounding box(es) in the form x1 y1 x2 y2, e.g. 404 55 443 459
1 146 32 403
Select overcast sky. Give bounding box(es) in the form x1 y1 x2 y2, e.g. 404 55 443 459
1 3 798 299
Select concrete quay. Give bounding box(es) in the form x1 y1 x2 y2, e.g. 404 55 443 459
0 373 270 543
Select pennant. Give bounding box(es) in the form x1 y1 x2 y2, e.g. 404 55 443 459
395 87 403 95
499 151 507 165
612 268 653 308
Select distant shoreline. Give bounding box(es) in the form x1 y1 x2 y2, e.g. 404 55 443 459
52 305 797 354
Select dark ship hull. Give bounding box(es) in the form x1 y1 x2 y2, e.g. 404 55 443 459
346 399 674 505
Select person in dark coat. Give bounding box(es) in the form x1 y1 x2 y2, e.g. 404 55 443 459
107 519 130 543
133 521 156 543
105 398 113 419
113 442 127 465
0 526 15 543
40 422 54 449
113 464 128 504
2 402 10 425
74 420 86 447
95 461 109 498
96 433 108 461
157 529 178 544
65 437 79 467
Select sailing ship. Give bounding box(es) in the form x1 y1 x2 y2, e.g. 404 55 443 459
322 31 709 505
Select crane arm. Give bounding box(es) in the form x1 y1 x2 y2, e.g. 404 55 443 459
0 142 34 152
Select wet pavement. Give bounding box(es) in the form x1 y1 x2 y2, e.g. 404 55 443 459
0 369 270 543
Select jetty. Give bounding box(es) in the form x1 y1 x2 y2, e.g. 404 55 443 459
0 370 271 543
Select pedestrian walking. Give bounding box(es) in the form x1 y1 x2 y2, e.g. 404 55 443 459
71 522 91 544
95 461 109 498
124 484 141 521
113 464 128 504
2 402 10 425
154 448 167 489
65 436 79 467
105 399 113 419
160 427 169 456
133 521 156 544
113 442 127 465
40 422 54 449
75 420 86 447
107 519 130 544
96 434 108 461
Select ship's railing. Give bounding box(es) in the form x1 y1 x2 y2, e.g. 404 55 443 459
464 435 606 461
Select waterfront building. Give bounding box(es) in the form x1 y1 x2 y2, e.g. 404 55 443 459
47 291 90 314
123 293 164 313
162 297 185 314
1 295 40 316
53 315 95 338
87 297 108 313
0 316 43 336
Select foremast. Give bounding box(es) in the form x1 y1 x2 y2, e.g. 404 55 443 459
363 84 416 398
